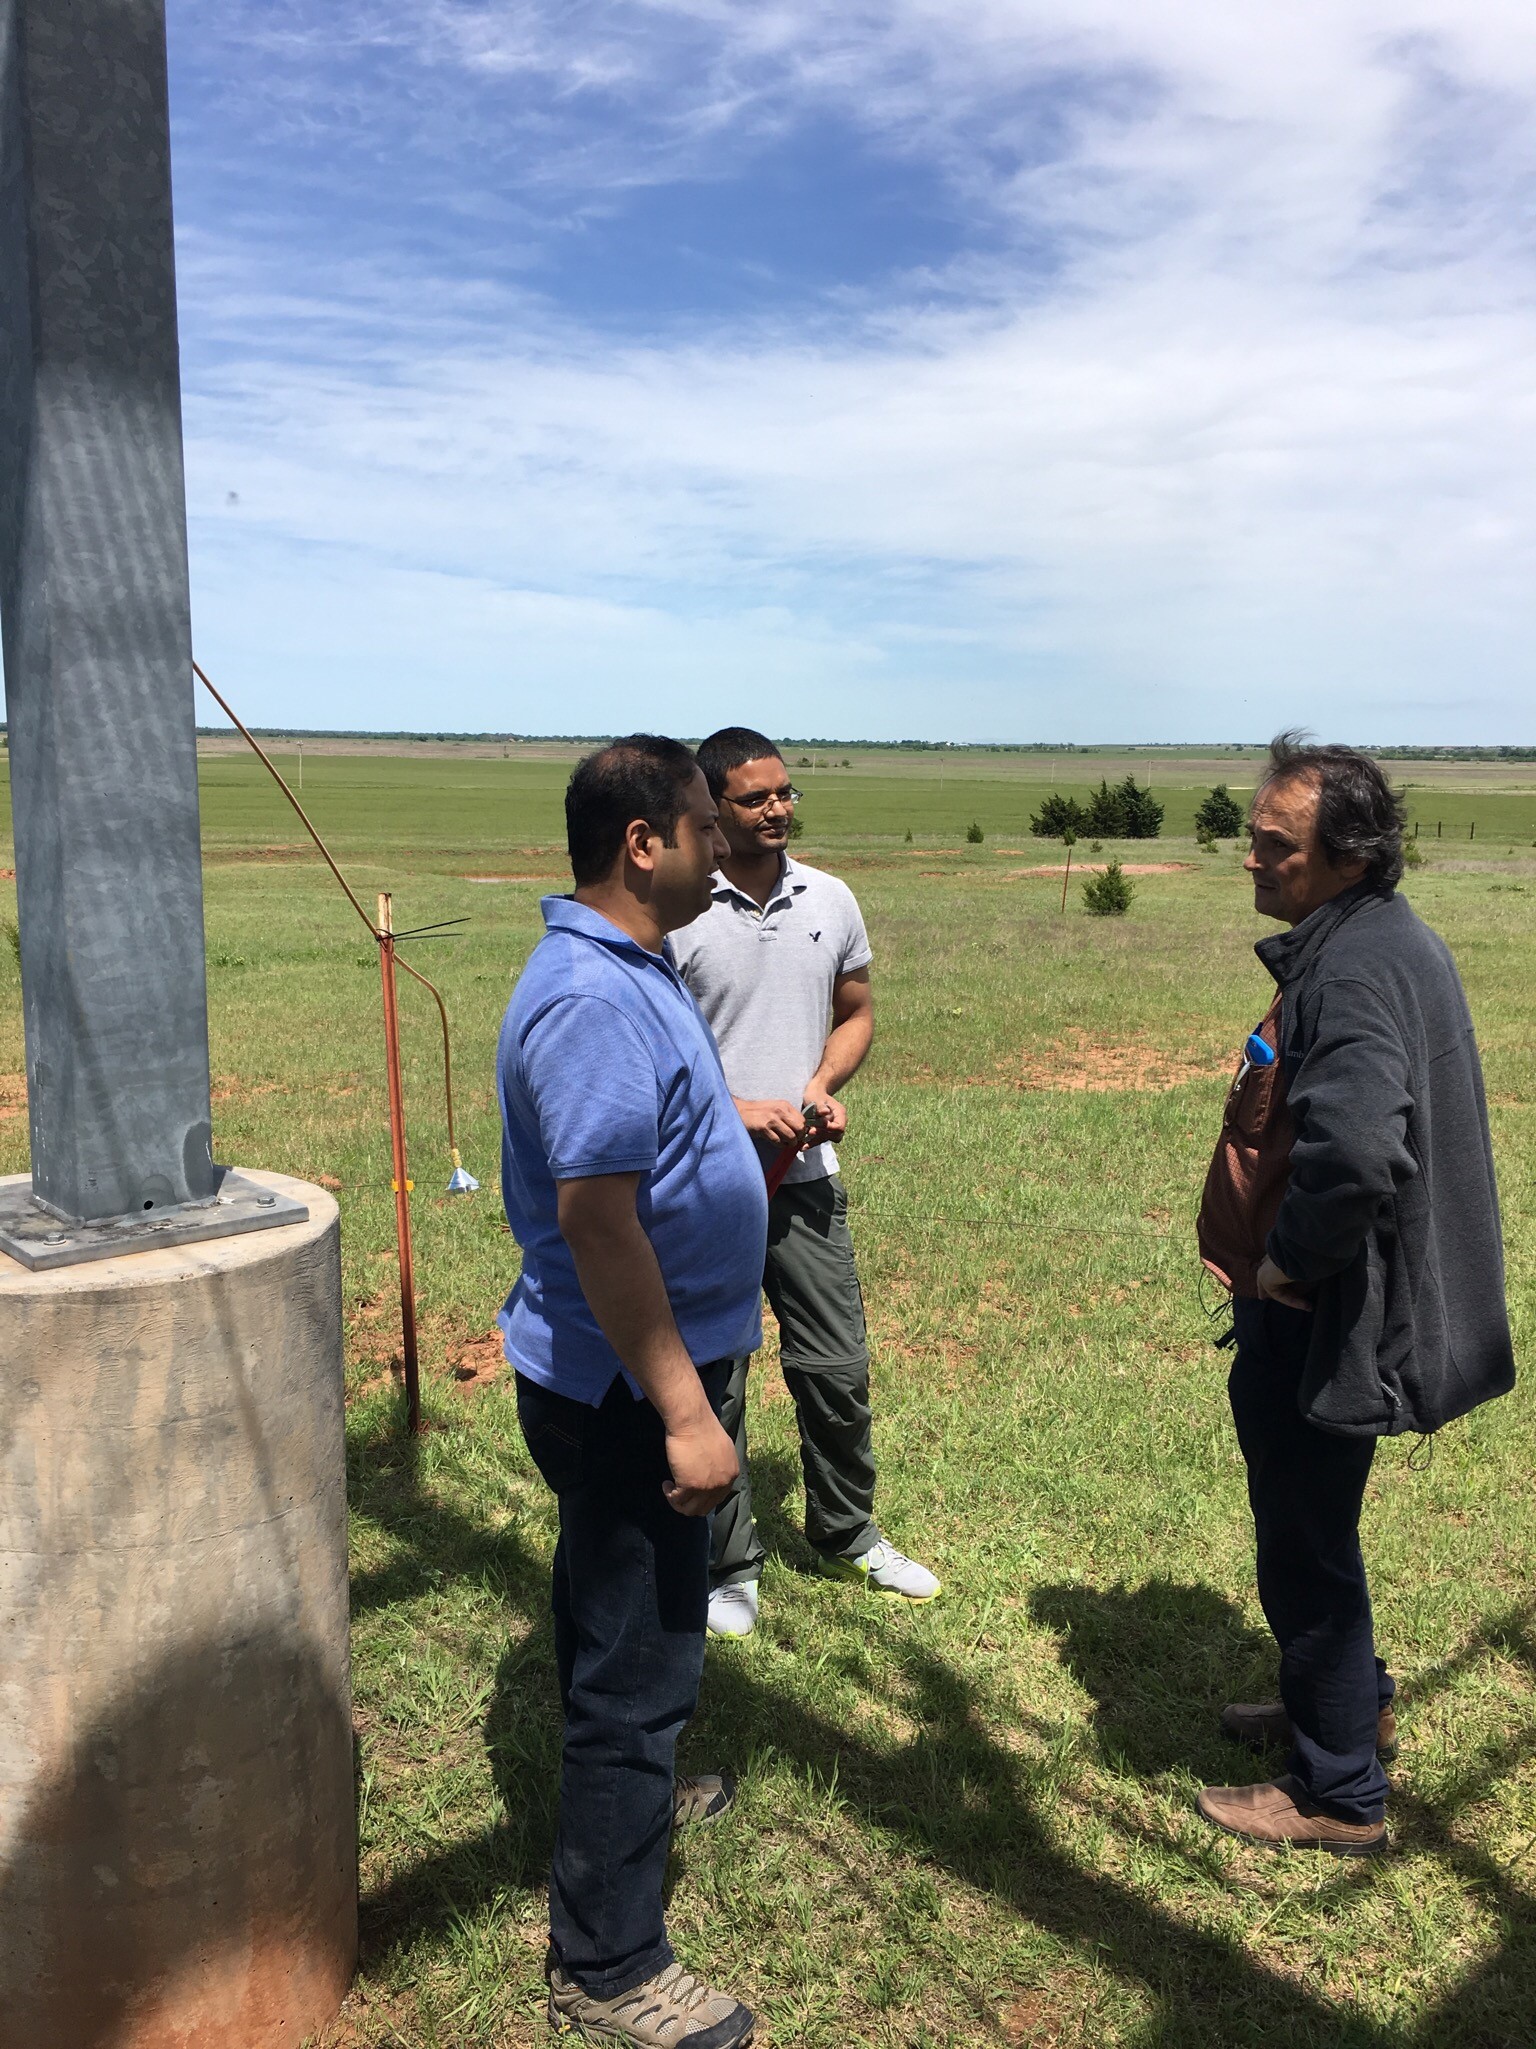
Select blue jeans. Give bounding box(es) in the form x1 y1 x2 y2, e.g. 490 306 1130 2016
516 1362 729 1997
1229 1298 1393 1824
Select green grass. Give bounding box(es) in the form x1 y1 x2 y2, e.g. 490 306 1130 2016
0 754 1533 2047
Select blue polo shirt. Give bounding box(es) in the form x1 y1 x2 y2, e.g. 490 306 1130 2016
497 897 768 1404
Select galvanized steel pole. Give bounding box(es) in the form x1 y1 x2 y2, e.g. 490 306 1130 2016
0 0 303 1264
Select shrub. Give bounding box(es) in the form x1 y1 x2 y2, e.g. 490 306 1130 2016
1029 792 1085 838
966 821 985 844
1089 839 1102 853
1083 776 1164 839
787 812 804 839
1194 784 1245 838
904 827 914 843
1402 836 1424 869
1083 859 1135 916
1197 830 1218 853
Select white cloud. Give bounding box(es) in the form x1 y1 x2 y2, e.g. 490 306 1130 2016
169 1 1536 738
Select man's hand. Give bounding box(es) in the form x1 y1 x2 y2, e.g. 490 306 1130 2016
802 1093 847 1141
1257 1255 1311 1311
734 1098 807 1145
662 1409 740 1516
557 1171 742 1515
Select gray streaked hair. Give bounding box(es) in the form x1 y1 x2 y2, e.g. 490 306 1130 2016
1258 731 1408 888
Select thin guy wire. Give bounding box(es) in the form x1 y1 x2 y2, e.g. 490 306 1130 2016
194 659 461 1156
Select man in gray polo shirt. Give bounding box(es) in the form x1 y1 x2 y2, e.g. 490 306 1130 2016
673 726 941 1638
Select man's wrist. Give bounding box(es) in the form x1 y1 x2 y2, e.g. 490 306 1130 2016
646 1361 711 1431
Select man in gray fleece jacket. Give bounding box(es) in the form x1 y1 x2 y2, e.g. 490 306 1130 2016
1198 733 1515 1856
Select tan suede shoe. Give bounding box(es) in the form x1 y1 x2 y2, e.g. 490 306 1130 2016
1220 1699 1398 1762
1198 1775 1387 1855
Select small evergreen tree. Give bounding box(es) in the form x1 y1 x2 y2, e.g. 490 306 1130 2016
1082 775 1162 838
1118 777 1165 838
1082 779 1122 836
1194 784 1245 838
1029 792 1085 838
966 821 985 843
1083 858 1135 916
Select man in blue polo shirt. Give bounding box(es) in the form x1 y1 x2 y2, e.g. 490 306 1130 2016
498 735 767 2048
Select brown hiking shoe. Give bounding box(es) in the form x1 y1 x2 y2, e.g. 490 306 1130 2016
673 1772 735 1829
1197 1775 1387 1855
1220 1699 1398 1762
547 1956 756 2044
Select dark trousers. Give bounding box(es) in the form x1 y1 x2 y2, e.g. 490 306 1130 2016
1229 1297 1393 1824
711 1178 878 1588
516 1362 729 1997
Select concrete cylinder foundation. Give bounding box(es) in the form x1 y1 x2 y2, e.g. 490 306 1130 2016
0 1171 356 2049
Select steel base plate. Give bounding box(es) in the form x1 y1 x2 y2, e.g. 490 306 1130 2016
0 1170 310 1271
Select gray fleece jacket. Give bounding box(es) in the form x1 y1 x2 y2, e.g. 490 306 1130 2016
1259 882 1515 1438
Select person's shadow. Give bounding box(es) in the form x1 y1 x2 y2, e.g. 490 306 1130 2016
739 1446 821 1574
1029 1577 1277 1780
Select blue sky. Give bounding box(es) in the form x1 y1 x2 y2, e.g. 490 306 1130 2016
161 1 1536 741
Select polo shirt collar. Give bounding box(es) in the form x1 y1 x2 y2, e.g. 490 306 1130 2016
709 854 809 912
541 894 677 969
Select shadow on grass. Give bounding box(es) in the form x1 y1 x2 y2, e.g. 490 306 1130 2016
346 1410 562 1958
1028 1577 1276 1779
346 1414 1536 2047
738 1446 821 1576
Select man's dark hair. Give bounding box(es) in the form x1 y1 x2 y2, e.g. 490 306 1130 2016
1259 730 1408 888
565 735 700 886
695 726 782 799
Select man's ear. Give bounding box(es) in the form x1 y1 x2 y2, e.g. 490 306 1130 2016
624 816 658 873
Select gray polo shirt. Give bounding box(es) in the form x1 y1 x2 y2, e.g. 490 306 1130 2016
671 855 872 1185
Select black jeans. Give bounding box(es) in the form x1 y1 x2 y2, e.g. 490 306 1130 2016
516 1362 729 1997
1229 1297 1393 1824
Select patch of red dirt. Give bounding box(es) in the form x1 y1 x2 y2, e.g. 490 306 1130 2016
206 845 314 864
211 1076 281 1103
988 1030 1228 1093
0 1072 26 1122
1005 861 1194 878
450 1327 507 1394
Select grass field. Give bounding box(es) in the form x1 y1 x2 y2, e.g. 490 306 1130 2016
1 748 1533 2047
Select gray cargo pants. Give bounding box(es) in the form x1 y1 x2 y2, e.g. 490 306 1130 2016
710 1176 879 1589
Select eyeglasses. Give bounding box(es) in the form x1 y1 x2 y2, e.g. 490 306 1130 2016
722 784 802 814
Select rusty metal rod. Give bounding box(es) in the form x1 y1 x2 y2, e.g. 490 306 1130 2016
377 893 421 1435
396 953 458 1160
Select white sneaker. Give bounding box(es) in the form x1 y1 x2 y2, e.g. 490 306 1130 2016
822 1537 941 1602
707 1581 760 1639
